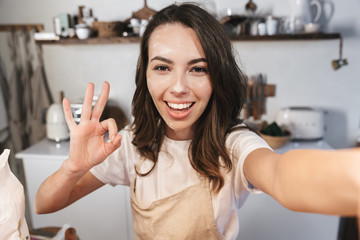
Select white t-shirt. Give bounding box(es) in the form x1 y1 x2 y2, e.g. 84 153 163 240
90 125 271 239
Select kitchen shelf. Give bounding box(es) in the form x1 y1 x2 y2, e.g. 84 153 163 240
35 36 140 45
230 32 341 41
35 32 341 45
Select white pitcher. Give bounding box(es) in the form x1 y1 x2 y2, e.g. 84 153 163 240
288 0 322 33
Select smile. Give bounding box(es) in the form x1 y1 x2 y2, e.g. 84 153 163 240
165 102 194 113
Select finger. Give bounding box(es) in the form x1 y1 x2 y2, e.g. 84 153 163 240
80 82 95 121
103 134 122 157
92 81 110 121
100 118 118 142
63 98 77 130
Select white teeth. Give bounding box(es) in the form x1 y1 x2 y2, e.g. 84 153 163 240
167 102 192 110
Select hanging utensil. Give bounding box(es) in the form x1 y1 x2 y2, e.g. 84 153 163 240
332 36 348 70
245 0 257 14
132 0 156 20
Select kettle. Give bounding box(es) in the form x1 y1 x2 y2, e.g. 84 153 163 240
46 103 69 142
288 0 322 33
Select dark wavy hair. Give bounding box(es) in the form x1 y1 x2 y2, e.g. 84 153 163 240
131 3 247 192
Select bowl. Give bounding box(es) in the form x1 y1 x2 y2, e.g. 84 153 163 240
260 131 291 149
75 24 92 39
304 23 320 33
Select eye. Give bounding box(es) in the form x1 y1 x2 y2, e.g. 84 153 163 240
190 66 208 74
153 65 170 71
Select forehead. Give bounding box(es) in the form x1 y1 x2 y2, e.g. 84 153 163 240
147 23 205 59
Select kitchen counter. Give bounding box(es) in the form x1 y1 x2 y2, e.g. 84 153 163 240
16 139 69 160
275 139 333 154
16 137 332 160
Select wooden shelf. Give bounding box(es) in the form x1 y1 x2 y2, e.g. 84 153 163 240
35 36 140 45
35 33 341 45
230 32 341 41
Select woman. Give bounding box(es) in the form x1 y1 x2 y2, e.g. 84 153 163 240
35 3 360 239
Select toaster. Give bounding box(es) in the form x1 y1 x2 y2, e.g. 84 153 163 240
276 107 325 140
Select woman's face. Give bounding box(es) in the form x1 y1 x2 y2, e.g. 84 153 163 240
146 23 213 140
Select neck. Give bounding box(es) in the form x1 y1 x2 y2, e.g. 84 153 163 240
165 126 193 140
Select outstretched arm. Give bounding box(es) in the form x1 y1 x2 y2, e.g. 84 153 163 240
35 82 122 214
244 148 360 217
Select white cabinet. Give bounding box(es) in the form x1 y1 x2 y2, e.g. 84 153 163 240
16 139 134 240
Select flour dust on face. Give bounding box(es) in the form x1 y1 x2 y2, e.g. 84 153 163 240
146 23 213 140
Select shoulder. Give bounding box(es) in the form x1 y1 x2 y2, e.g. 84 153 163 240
225 124 272 165
226 124 269 150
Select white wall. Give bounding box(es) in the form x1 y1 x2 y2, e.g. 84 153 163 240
1 0 359 148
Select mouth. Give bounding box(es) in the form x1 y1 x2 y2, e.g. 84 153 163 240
165 101 195 113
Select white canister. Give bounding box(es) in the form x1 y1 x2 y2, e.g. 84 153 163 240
257 23 266 36
46 104 70 142
266 16 278 35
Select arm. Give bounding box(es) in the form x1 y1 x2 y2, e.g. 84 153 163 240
244 148 360 216
35 167 104 213
35 82 122 214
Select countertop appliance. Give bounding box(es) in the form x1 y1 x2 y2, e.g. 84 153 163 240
46 103 69 142
70 96 98 124
276 106 325 140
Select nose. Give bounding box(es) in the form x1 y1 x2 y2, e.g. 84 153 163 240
170 71 189 95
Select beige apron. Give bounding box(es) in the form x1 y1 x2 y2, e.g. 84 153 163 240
130 166 223 240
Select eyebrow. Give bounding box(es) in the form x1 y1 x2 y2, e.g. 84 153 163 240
150 56 207 66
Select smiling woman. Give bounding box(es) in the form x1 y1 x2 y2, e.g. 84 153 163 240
34 3 360 240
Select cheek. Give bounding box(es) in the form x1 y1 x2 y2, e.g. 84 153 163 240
146 77 154 94
194 78 213 101
147 72 170 97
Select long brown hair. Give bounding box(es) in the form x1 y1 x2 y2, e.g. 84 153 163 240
131 3 247 192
